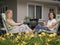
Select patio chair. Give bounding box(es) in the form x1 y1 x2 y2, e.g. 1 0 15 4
38 16 60 34
57 21 60 35
37 21 59 34
46 21 59 33
0 13 7 35
0 13 18 35
1 13 10 33
29 19 38 29
1 13 21 35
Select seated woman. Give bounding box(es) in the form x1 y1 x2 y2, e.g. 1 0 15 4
35 12 57 32
5 10 32 33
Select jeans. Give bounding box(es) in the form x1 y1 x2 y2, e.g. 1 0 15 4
35 24 50 32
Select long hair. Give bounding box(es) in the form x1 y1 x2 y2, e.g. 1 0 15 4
48 12 56 20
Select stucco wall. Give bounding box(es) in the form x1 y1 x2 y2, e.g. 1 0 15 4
43 4 57 21
0 0 59 22
17 0 57 22
5 0 17 22
17 0 28 22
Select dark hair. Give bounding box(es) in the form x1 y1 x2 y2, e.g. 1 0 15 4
48 12 56 20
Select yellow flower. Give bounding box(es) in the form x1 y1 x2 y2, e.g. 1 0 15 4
10 33 14 36
47 39 52 42
56 39 60 42
34 43 37 45
0 37 6 41
49 34 53 37
26 31 29 35
53 33 57 36
25 35 28 39
15 38 18 41
41 32 46 36
6 33 10 36
2 37 6 41
16 36 20 39
0 36 2 40
22 41 27 44
0 36 2 39
49 33 57 37
18 32 21 35
14 35 20 41
30 34 34 38
18 43 21 45
21 43 24 45
38 34 41 37
46 43 49 45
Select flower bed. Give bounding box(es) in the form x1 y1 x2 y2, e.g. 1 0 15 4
0 32 60 45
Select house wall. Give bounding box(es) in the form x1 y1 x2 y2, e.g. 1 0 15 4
43 4 57 21
17 0 57 22
0 0 59 22
29 0 60 3
3 0 17 22
17 0 28 22
30 0 53 1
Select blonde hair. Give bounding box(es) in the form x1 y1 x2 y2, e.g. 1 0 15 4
5 9 12 19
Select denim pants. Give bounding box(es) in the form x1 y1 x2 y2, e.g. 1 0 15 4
35 24 50 32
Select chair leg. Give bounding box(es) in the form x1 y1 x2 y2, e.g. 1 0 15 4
0 30 6 36
0 31 4 36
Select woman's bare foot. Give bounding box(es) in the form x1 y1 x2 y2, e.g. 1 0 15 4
25 31 30 34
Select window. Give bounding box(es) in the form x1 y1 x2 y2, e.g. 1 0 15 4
28 5 35 19
28 4 42 19
36 6 42 19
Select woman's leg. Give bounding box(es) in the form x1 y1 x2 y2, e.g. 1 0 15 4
10 26 21 33
35 24 50 32
10 24 32 33
35 24 42 32
20 24 32 32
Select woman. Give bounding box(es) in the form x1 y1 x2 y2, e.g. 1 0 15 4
35 12 57 32
5 10 32 33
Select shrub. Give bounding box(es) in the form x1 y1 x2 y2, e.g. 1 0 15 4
0 32 60 45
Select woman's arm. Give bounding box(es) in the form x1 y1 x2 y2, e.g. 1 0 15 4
48 22 56 29
43 22 47 27
6 19 23 26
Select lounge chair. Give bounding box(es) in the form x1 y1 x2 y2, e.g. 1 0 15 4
1 13 9 33
37 15 60 34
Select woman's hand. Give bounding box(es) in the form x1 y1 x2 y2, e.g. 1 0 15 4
43 22 47 27
20 20 24 24
48 22 56 29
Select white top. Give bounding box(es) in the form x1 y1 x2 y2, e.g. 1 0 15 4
47 19 57 30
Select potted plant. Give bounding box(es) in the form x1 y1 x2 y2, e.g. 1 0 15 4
24 16 31 23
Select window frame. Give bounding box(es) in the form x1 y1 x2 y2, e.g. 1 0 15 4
27 3 43 19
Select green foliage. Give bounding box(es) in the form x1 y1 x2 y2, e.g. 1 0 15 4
0 32 60 45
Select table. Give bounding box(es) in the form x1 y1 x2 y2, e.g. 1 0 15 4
24 19 38 30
